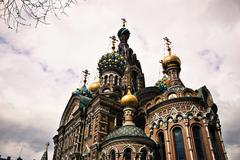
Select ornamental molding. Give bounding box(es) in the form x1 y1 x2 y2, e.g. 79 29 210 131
149 105 216 129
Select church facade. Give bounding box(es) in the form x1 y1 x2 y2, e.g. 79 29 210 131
52 22 227 160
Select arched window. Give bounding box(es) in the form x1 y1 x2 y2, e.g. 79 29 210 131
158 132 166 160
110 150 116 160
123 148 132 160
114 75 118 85
173 127 186 160
192 126 206 160
109 74 114 84
140 148 147 160
104 75 108 84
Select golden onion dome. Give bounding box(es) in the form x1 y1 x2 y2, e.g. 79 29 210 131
162 53 181 66
121 88 138 107
88 78 100 92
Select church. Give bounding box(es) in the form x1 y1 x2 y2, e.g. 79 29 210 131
52 20 227 160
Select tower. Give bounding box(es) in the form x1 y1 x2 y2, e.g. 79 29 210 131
140 38 227 160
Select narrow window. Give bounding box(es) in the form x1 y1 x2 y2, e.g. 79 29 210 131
104 75 108 84
158 132 166 160
192 126 206 160
173 127 186 160
123 148 132 160
114 75 118 85
110 150 116 160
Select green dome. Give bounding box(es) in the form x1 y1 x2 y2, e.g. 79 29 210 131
73 84 92 98
105 125 147 141
98 51 126 76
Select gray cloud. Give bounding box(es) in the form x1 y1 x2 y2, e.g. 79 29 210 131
0 117 49 152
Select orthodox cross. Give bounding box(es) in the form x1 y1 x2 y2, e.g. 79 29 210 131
82 69 90 84
163 37 172 53
109 35 118 51
121 18 127 27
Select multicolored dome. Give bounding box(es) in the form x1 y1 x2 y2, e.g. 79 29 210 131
98 51 126 76
155 75 170 93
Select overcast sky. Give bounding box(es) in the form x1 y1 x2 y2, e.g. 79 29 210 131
0 0 240 159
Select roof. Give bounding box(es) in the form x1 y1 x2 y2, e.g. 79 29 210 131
105 125 147 141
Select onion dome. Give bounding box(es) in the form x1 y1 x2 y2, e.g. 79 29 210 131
117 27 130 43
88 77 100 92
121 88 138 107
98 51 126 76
162 53 181 66
155 75 170 93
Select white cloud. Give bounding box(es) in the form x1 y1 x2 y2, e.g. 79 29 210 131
0 0 239 159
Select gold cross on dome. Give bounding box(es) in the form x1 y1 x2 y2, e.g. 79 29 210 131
121 18 127 27
109 35 118 51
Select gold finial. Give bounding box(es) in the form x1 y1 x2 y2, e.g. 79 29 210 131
109 35 118 51
121 18 127 27
82 69 90 84
163 37 172 54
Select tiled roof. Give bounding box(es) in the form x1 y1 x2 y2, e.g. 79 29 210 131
105 125 147 141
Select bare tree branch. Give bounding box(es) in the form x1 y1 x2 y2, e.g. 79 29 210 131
0 0 78 30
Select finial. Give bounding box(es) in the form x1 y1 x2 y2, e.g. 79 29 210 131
82 69 90 84
109 35 118 51
121 18 127 27
163 37 172 54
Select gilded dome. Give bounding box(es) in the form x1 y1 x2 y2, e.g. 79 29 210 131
162 53 181 66
98 51 126 76
121 88 138 107
88 78 100 92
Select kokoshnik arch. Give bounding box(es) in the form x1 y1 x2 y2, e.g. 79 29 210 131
52 20 227 160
